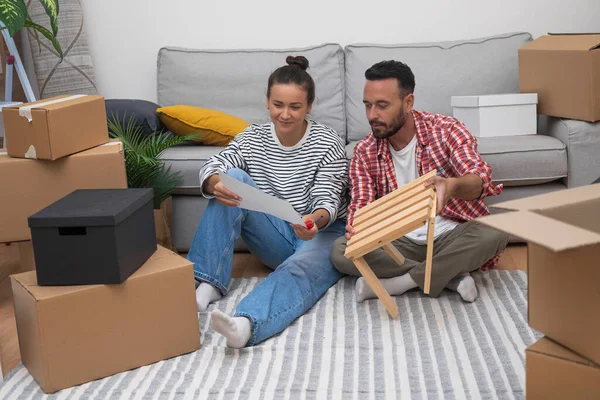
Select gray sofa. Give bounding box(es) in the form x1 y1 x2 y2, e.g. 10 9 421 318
157 32 600 252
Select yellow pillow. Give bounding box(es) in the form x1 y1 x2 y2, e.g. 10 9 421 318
156 105 249 146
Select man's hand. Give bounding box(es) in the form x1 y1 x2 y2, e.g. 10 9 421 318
424 174 484 213
292 215 319 241
424 176 455 214
345 223 356 240
213 179 242 207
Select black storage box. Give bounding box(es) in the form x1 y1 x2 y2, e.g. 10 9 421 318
28 188 157 285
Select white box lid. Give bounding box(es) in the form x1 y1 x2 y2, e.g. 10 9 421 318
451 93 538 108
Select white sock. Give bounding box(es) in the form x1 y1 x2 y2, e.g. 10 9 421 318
356 273 418 302
195 282 222 312
210 310 252 348
446 273 478 302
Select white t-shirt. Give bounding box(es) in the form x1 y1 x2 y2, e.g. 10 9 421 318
388 137 458 245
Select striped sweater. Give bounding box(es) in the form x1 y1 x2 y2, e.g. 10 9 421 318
199 120 349 226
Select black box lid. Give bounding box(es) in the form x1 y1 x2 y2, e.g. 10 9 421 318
28 188 153 228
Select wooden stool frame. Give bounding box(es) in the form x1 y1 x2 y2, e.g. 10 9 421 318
345 170 438 318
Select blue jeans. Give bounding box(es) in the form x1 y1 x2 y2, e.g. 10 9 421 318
187 168 345 346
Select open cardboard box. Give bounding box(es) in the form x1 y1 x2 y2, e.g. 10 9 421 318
477 184 600 364
526 337 600 399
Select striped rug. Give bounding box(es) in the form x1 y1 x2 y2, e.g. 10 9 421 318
0 270 539 399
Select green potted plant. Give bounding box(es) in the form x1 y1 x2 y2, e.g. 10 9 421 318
0 0 63 58
107 114 198 251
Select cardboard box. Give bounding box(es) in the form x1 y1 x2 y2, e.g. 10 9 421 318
0 141 127 243
29 189 156 285
2 95 109 160
1 242 34 301
477 184 600 364
519 33 600 122
0 241 34 380
11 245 200 394
451 93 538 137
526 337 600 399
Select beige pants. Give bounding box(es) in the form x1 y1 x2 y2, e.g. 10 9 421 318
330 221 509 297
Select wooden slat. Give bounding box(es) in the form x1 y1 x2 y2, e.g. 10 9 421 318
353 185 430 226
354 169 437 219
345 209 429 259
383 243 405 265
423 191 437 295
349 198 432 247
353 188 434 231
352 257 398 318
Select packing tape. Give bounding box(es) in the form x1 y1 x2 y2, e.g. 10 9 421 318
24 145 37 159
18 94 87 122
0 152 6 156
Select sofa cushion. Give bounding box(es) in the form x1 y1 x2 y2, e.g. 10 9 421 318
485 181 567 207
157 44 347 141
157 105 249 146
539 115 600 187
344 32 533 141
346 134 567 187
478 135 567 186
159 145 225 195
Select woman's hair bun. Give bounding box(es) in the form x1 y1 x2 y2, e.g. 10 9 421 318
285 55 309 71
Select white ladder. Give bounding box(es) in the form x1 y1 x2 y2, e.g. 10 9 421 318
0 21 37 148
0 21 36 102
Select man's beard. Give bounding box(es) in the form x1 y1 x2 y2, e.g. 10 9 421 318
370 110 407 139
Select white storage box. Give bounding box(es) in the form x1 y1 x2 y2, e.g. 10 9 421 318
451 93 538 137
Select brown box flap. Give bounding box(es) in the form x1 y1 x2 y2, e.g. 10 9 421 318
490 184 600 212
476 210 600 251
528 337 600 368
11 246 187 301
0 140 122 166
3 95 102 112
522 34 600 51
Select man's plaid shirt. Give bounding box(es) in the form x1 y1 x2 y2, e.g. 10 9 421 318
347 110 504 270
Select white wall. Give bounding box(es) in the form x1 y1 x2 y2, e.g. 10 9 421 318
80 0 600 102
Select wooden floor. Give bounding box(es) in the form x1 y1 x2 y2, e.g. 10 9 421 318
0 242 527 378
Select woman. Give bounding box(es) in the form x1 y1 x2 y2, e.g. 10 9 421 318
188 55 349 348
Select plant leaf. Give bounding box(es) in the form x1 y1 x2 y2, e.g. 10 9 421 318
37 0 59 36
25 15 42 53
24 19 62 59
0 0 28 37
107 113 198 207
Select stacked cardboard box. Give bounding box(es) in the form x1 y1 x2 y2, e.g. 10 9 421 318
0 95 126 377
0 96 200 392
478 184 600 398
11 245 199 393
519 33 600 122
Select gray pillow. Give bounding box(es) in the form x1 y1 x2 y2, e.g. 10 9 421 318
105 99 164 136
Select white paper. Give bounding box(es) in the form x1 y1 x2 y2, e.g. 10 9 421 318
218 171 304 225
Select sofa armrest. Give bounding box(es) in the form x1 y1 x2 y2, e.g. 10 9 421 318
538 115 600 188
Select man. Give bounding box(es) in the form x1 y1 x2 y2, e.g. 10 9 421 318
330 60 509 303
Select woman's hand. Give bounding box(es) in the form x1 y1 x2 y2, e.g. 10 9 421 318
292 215 319 241
212 178 242 207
